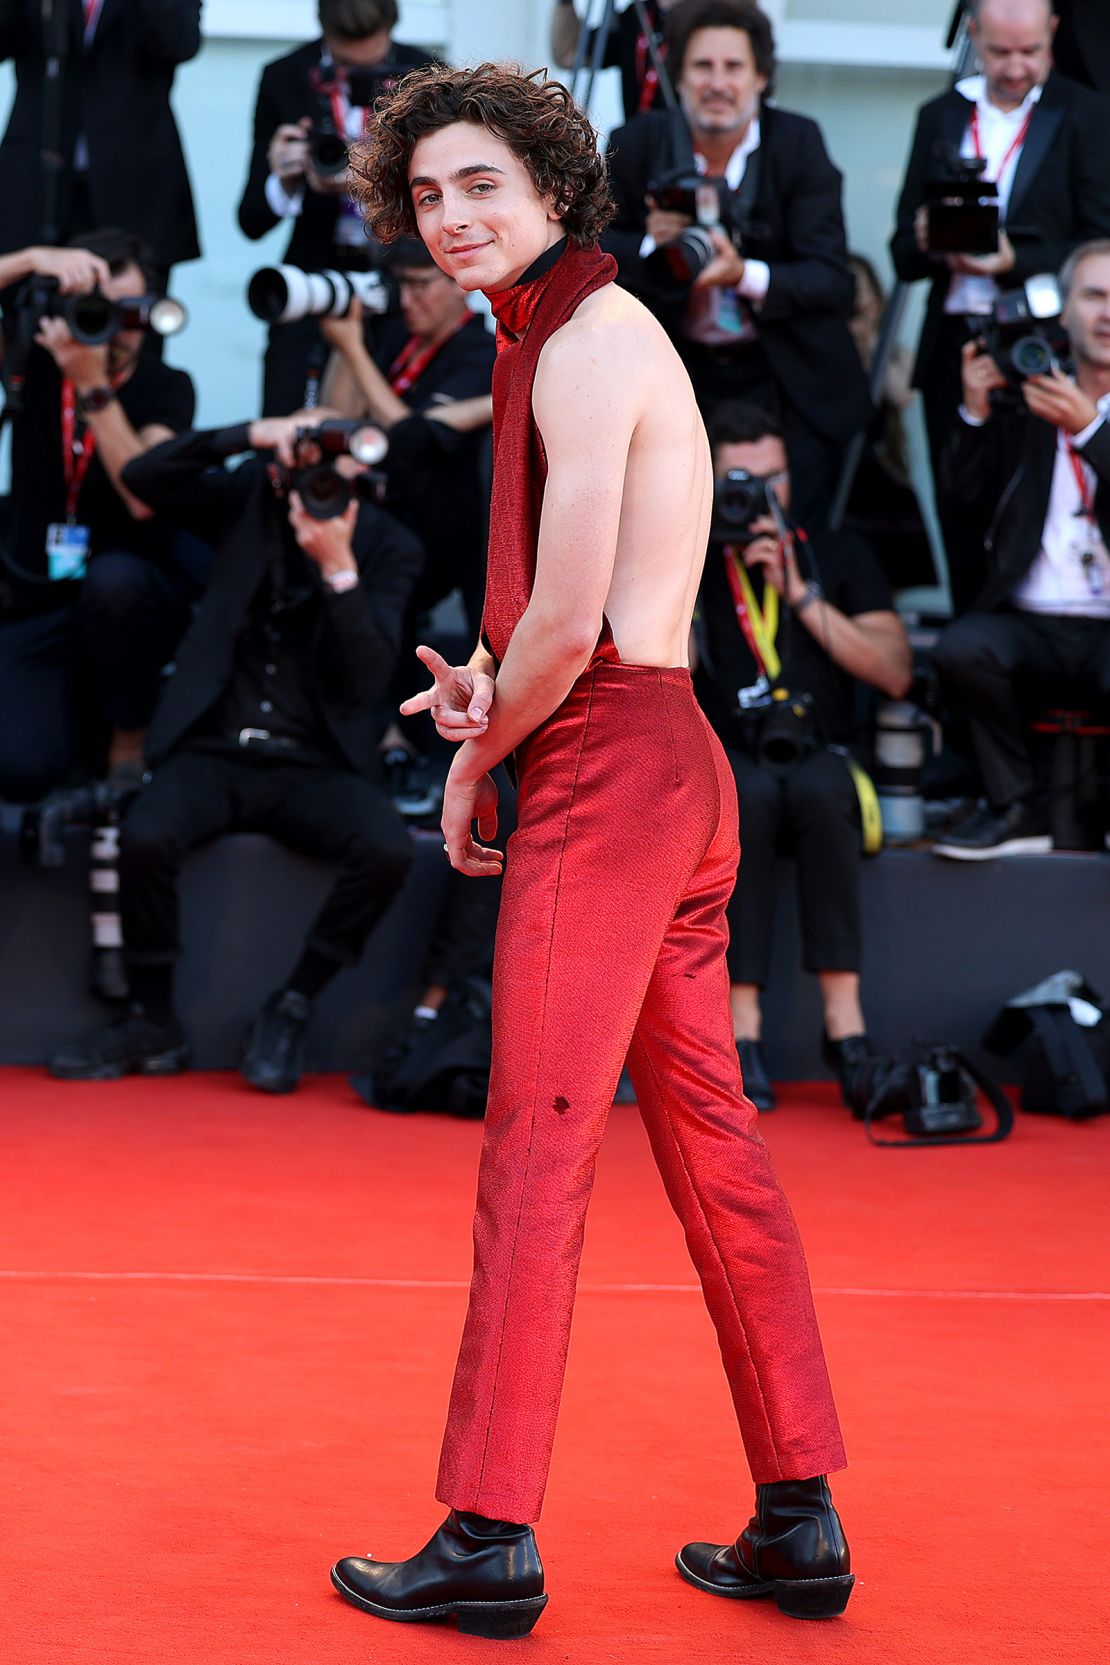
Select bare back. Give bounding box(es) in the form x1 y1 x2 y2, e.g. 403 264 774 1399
534 283 713 668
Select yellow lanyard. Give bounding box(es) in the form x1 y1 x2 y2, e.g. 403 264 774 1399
726 547 781 682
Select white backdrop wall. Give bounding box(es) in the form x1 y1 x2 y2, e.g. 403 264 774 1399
1 0 952 428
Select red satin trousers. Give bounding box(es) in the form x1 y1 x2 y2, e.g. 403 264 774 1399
435 661 846 1523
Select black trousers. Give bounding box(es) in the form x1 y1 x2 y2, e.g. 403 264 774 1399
120 747 413 972
679 341 844 532
722 745 863 986
934 610 1110 808
919 313 989 616
0 552 195 802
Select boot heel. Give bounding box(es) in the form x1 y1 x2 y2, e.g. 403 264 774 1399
456 1596 548 1638
773 1574 855 1619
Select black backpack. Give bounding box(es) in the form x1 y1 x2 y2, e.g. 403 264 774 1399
982 972 1110 1120
350 978 492 1119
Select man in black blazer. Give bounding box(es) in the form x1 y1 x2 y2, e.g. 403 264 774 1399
48 408 423 1092
932 239 1110 859
237 0 437 415
0 0 201 277
604 0 868 528
891 0 1110 610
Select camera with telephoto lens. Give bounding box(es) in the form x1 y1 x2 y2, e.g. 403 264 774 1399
280 419 388 520
246 264 390 326
921 154 1000 255
644 168 751 290
308 62 404 177
972 273 1069 392
20 777 141 869
24 277 188 345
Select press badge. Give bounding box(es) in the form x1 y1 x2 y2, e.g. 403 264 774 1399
46 522 90 582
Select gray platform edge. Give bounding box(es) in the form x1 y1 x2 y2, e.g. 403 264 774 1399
1 829 1108 1080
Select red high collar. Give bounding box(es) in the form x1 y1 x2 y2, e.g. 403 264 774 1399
486 238 569 343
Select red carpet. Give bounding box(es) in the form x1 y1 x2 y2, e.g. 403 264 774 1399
1 1067 1107 1664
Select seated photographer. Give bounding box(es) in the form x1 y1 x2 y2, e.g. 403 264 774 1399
932 238 1110 859
318 236 495 812
604 0 868 529
697 403 911 1109
549 1 678 121
48 410 423 1093
0 230 197 803
891 0 1110 614
237 0 438 414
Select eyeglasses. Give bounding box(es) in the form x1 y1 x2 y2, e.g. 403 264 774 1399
395 272 448 293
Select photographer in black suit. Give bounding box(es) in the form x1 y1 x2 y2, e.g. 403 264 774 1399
604 0 868 528
237 0 437 415
933 240 1110 859
0 0 200 279
696 404 911 1109
48 409 422 1093
891 0 1110 612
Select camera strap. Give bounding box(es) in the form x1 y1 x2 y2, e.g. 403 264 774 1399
865 1051 1014 1148
723 546 780 681
388 312 474 396
968 106 1033 187
60 380 96 521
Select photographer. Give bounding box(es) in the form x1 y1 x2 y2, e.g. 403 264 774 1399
549 0 678 120
237 0 438 414
0 230 197 802
697 404 911 1109
891 0 1110 613
0 0 200 280
48 408 422 1093
932 239 1110 859
318 236 494 811
604 0 868 528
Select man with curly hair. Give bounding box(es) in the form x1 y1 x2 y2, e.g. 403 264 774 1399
330 62 853 1639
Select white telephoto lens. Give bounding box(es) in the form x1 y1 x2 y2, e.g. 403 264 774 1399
148 296 188 337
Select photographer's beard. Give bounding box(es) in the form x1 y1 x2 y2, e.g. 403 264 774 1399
106 333 142 383
681 83 762 152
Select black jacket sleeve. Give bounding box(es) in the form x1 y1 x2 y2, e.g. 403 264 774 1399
137 0 201 63
121 424 257 542
322 505 423 708
238 62 287 242
891 107 941 285
760 122 855 322
0 0 29 59
602 118 662 287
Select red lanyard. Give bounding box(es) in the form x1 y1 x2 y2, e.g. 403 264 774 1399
83 0 103 39
388 313 472 396
328 82 370 144
723 544 780 680
968 106 1033 182
1064 434 1098 523
60 380 96 522
635 24 667 113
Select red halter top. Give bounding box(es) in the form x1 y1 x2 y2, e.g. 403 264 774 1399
481 238 618 668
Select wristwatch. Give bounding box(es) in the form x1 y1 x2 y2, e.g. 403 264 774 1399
75 385 117 418
324 568 359 594
792 581 823 615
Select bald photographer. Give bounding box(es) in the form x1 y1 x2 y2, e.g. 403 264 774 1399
696 404 911 1110
48 408 422 1094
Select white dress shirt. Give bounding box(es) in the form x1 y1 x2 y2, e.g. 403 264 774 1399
945 75 1044 317
1012 394 1110 616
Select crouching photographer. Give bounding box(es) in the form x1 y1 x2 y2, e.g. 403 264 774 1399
0 231 197 801
696 404 912 1109
48 409 423 1093
933 240 1110 859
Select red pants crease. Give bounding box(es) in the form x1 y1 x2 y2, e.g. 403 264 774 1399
435 660 846 1523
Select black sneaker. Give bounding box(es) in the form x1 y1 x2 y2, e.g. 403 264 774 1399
933 799 1051 860
737 1038 775 1111
49 1004 189 1081
240 989 312 1094
821 1031 876 1114
382 748 440 818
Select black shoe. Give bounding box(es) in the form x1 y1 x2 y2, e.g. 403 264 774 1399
933 798 1051 860
382 747 440 818
676 1476 854 1620
331 1510 548 1639
49 1004 189 1081
240 989 311 1094
821 1031 876 1114
737 1038 775 1111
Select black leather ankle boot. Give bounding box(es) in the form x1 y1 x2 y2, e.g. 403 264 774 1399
676 1475 854 1619
331 1509 548 1638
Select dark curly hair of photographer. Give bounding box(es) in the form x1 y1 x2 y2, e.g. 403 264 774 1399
347 62 615 247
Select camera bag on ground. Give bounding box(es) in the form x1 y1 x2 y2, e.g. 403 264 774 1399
839 1042 1014 1147
350 977 492 1119
982 971 1110 1120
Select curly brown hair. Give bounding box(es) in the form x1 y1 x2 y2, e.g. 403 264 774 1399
347 62 615 247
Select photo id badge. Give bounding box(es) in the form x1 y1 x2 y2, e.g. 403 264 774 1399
46 522 90 582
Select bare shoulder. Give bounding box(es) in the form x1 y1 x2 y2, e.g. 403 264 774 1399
534 283 676 414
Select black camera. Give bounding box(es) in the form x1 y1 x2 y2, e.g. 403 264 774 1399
921 155 1000 256
973 273 1068 389
25 277 188 345
281 419 388 520
308 62 403 177
20 777 140 868
737 685 816 769
644 169 749 289
247 264 390 326
841 1043 984 1137
711 468 778 548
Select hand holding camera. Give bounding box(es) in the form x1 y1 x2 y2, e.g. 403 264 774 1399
960 338 1008 421
691 226 746 291
268 118 312 195
287 490 358 578
27 246 111 295
1022 366 1099 436
33 314 109 389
